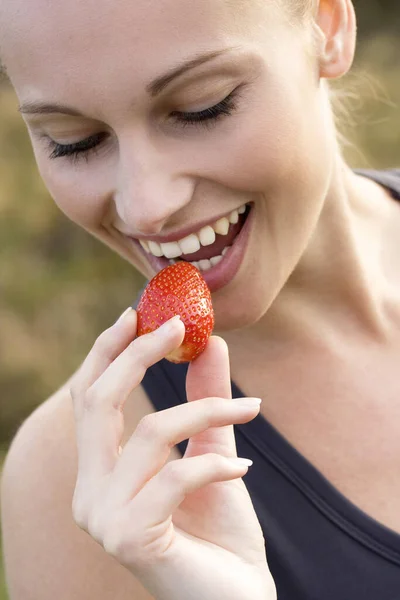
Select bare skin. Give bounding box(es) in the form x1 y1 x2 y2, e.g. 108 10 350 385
1 0 400 597
226 169 400 534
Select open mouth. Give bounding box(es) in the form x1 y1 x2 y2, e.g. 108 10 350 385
136 203 252 274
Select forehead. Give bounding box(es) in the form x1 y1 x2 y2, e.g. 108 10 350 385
0 0 274 104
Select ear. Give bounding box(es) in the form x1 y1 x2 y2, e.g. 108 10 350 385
314 0 356 79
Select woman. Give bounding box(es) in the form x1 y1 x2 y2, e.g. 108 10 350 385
1 0 400 597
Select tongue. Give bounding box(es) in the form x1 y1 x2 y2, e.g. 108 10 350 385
180 217 244 262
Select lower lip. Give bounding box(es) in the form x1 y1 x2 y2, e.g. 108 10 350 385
130 205 254 293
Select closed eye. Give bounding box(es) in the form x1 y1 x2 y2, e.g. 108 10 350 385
170 88 239 127
44 87 241 164
45 132 108 163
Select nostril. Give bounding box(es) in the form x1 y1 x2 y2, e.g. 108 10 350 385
133 219 167 237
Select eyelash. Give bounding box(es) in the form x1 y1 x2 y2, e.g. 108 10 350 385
45 89 240 164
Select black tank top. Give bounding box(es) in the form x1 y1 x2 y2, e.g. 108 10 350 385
140 169 400 599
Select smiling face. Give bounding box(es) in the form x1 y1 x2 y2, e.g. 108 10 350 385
0 0 344 330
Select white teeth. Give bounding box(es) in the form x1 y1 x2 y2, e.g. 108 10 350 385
229 210 239 224
178 233 201 255
198 259 212 271
222 246 230 256
139 239 150 253
210 255 223 267
139 204 248 259
148 240 163 257
169 249 226 272
198 225 216 247
213 217 230 236
160 241 182 259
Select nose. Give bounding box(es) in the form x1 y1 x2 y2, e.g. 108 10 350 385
114 139 194 236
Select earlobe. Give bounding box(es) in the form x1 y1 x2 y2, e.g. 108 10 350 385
315 0 356 79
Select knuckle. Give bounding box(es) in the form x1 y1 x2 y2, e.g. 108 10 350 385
87 506 107 544
103 527 126 560
128 340 152 369
93 328 116 361
135 413 161 440
193 452 224 473
81 388 98 413
161 460 184 486
69 383 78 401
206 451 224 464
68 369 84 401
126 340 148 372
69 386 82 419
209 452 228 470
130 331 160 363
103 516 141 564
69 380 86 413
135 329 158 349
102 529 121 558
103 514 171 569
72 496 90 531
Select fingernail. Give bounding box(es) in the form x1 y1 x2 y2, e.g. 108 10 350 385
235 397 262 407
116 307 133 323
230 457 253 467
155 315 182 335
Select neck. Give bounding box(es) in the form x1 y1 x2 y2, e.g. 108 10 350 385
221 157 397 362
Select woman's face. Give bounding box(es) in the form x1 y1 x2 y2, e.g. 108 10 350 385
1 0 336 330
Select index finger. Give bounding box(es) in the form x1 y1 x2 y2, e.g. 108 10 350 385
70 307 137 403
72 316 185 488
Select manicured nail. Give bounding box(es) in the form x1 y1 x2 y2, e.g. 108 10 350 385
116 307 133 323
155 315 182 335
230 457 253 467
235 397 262 407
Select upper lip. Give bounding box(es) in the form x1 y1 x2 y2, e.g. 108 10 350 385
121 205 250 244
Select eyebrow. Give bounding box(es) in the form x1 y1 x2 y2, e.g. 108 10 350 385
18 46 239 117
146 47 238 96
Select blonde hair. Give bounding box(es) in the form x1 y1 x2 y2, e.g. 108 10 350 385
278 0 317 22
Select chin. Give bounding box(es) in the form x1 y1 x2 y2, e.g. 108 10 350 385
211 271 276 333
212 302 268 332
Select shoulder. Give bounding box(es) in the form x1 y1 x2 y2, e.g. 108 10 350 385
355 168 400 198
0 381 162 600
1 377 160 478
1 382 77 504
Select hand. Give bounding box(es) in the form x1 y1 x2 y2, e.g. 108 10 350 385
70 308 276 600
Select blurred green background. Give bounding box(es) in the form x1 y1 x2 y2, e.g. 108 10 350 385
0 2 399 597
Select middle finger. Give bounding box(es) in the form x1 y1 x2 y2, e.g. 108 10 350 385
105 395 261 507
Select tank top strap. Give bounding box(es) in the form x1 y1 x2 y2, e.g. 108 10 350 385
355 168 400 200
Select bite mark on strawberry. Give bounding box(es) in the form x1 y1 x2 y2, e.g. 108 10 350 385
136 262 214 363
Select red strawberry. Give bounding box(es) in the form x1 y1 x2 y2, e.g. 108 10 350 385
136 262 214 364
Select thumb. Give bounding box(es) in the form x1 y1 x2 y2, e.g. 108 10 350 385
184 336 238 458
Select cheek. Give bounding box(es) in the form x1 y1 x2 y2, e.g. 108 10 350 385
204 85 332 199
32 146 109 231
